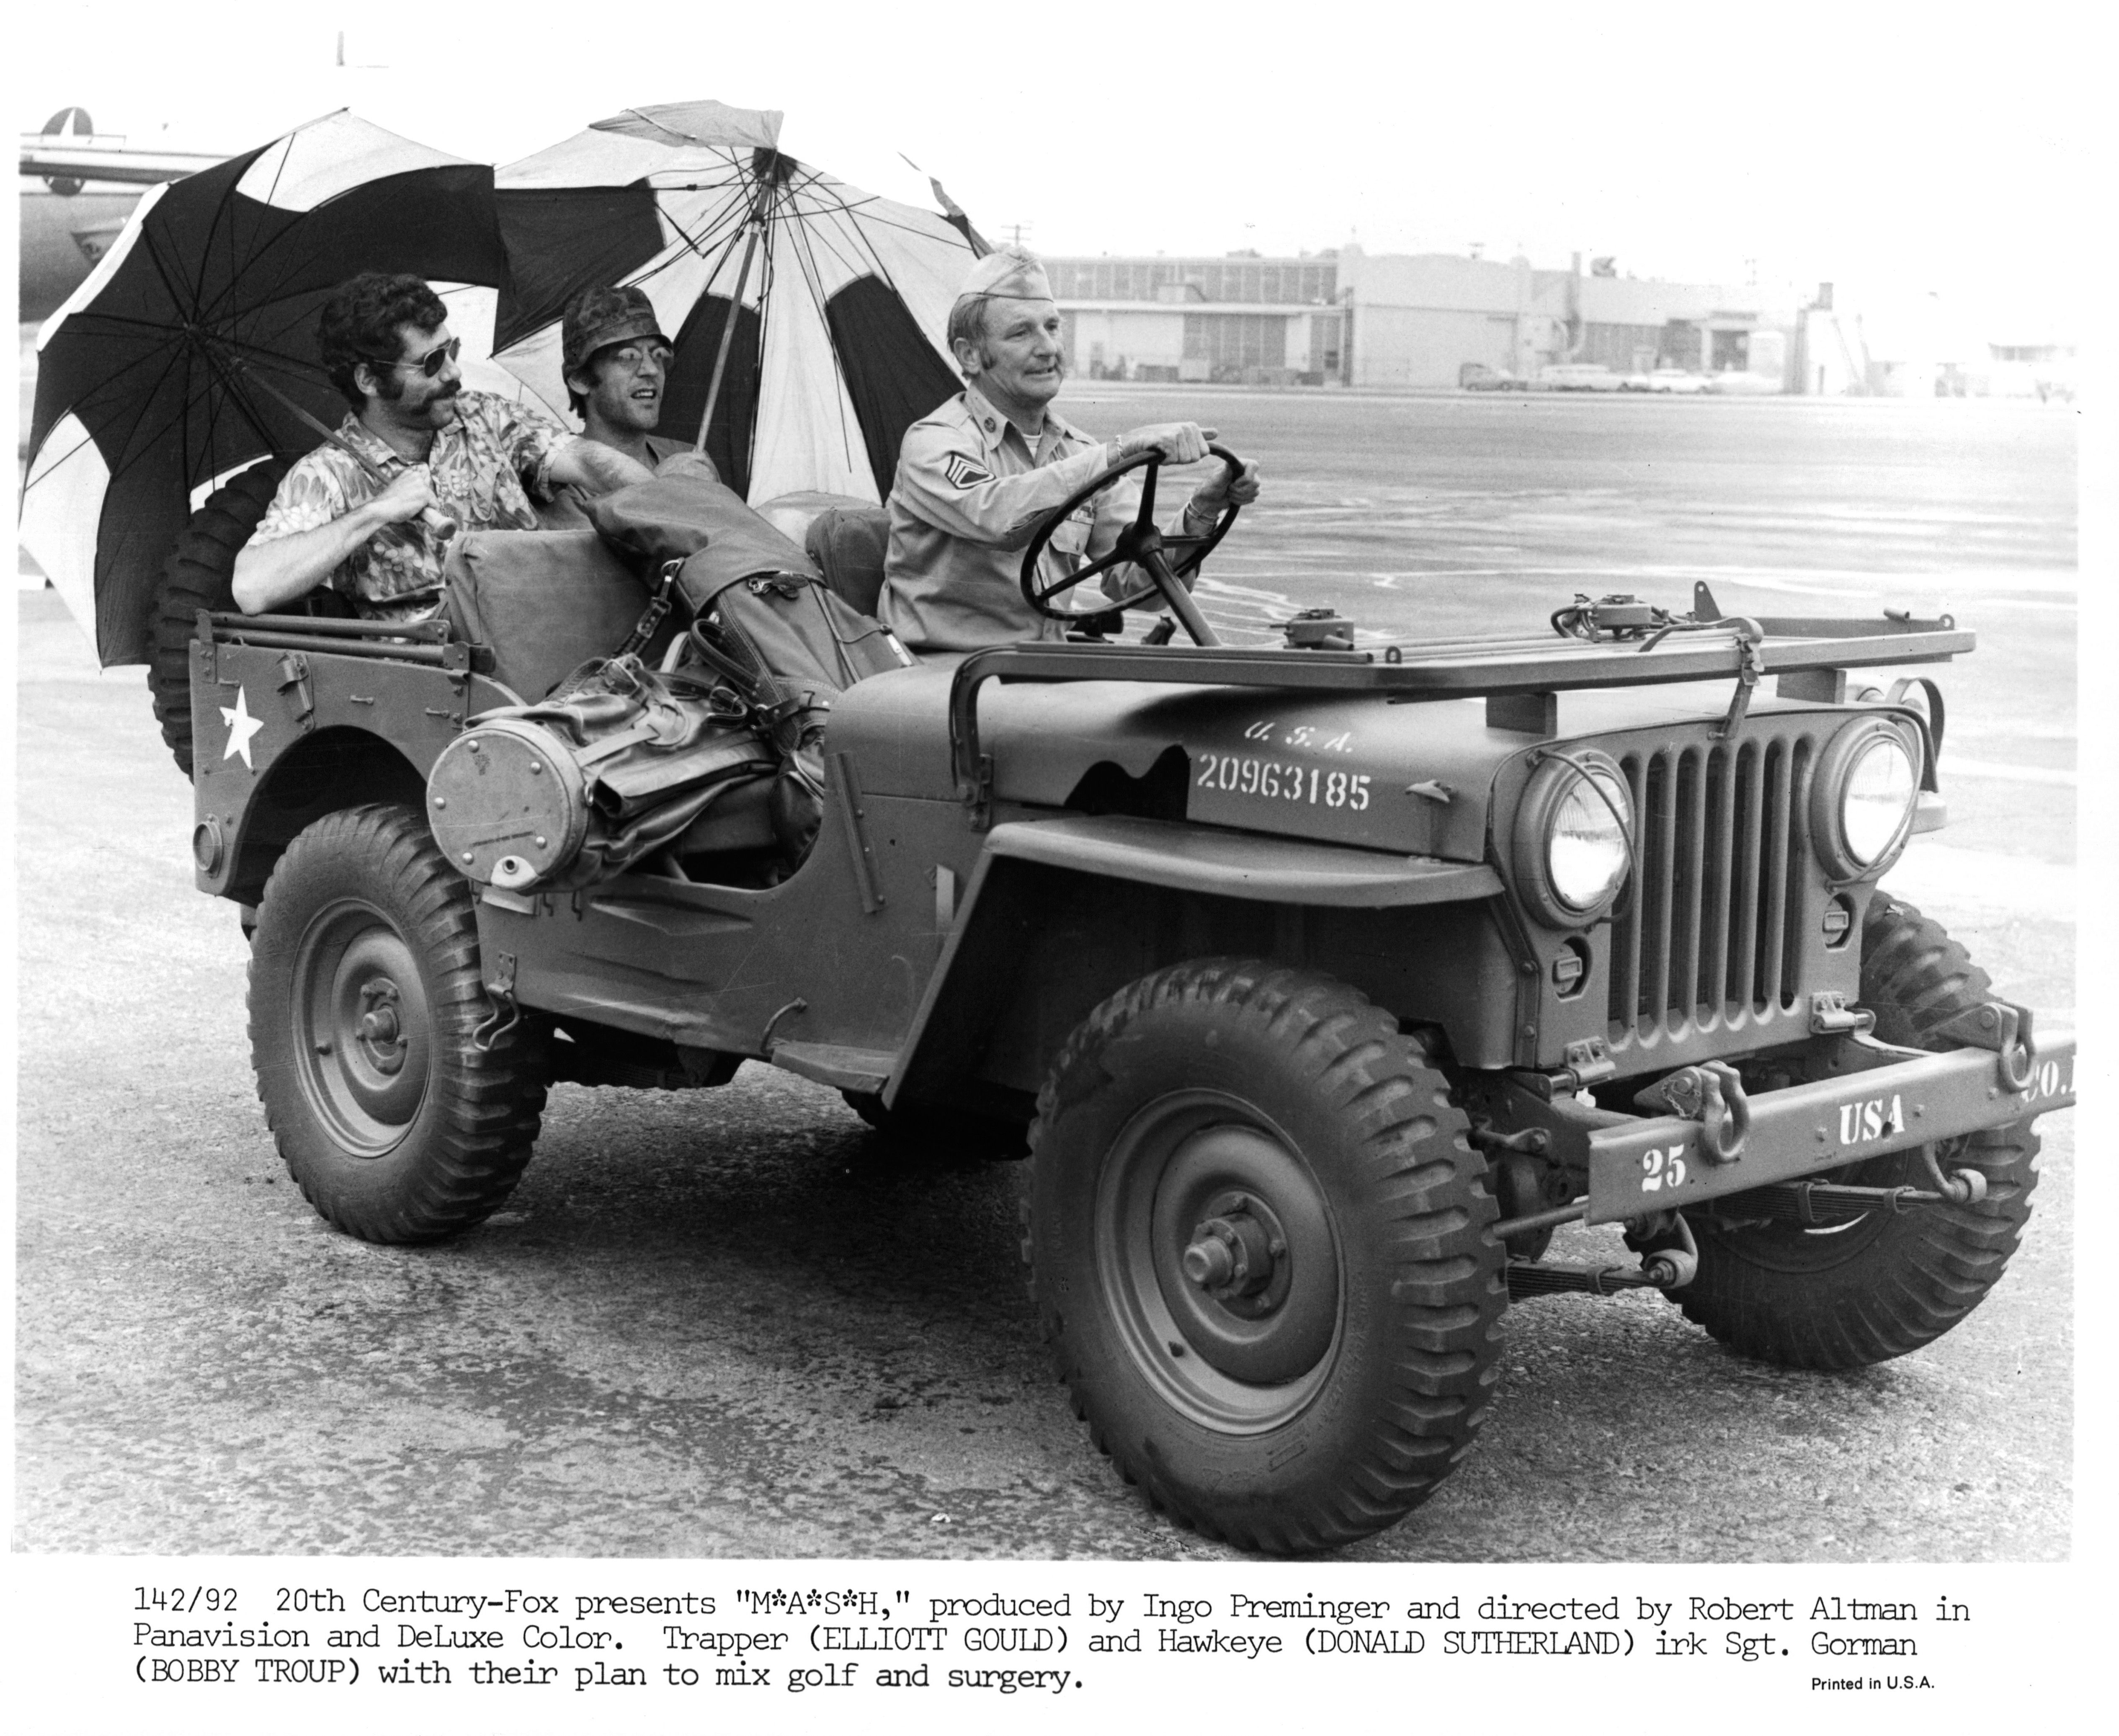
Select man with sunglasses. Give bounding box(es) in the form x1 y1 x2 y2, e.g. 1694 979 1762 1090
234 272 655 621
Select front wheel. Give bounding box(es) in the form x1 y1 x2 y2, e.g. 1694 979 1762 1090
1672 896 2039 1367
250 804 548 1243
1024 959 1506 1553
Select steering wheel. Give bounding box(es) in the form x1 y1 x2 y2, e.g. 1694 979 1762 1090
1018 444 1246 647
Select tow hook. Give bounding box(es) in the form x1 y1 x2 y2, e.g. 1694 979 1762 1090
1635 1060 1750 1162
1931 1000 2037 1094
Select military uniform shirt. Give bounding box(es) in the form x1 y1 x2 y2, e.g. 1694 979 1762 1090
879 385 1150 653
249 390 574 623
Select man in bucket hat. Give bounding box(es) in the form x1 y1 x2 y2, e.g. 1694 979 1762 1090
879 244 1260 654
560 284 710 477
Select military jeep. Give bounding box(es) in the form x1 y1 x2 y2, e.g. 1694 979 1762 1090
174 445 2074 1555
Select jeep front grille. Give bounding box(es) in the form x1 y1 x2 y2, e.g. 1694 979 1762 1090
1607 727 1817 1052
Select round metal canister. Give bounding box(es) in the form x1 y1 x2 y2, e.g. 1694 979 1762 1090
426 718 590 890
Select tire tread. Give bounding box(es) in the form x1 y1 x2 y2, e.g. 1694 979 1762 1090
150 461 285 774
249 803 547 1243
1023 956 1506 1553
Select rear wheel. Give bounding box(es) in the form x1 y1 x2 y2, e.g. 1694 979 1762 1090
149 459 285 774
1673 896 2039 1368
250 803 547 1243
1024 958 1506 1553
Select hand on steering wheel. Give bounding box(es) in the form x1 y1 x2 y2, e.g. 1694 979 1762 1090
1018 444 1246 646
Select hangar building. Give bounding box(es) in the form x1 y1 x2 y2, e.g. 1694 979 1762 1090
1047 246 1798 390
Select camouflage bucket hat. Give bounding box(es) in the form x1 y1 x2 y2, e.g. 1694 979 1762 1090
562 284 671 378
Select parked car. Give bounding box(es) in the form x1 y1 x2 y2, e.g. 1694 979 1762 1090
1705 370 1783 395
1536 363 1624 391
1646 369 1711 394
1459 361 1524 391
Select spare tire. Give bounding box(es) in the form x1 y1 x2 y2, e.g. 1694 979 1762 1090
149 460 286 774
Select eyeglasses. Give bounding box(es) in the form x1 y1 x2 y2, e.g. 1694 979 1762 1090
366 336 462 378
603 342 675 371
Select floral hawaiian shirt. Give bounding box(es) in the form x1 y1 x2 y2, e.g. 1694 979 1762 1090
249 390 575 623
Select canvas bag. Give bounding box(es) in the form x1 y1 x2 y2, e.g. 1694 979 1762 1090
450 655 776 890
583 468 912 689
585 463 814 593
585 468 914 862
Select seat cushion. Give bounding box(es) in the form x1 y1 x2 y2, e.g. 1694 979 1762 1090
442 529 659 701
803 504 892 619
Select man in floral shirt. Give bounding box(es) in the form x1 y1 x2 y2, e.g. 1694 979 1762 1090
233 273 654 622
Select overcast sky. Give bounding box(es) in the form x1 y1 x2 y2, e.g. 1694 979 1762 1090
14 0 2093 333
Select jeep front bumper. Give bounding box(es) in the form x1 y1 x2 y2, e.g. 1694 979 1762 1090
1582 1031 2075 1225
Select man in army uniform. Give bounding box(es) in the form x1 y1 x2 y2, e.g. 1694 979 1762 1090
878 245 1261 654
232 272 655 622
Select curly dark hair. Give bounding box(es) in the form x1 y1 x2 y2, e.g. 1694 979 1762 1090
318 272 448 406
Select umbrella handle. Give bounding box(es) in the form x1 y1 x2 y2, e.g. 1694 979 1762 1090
421 507 459 544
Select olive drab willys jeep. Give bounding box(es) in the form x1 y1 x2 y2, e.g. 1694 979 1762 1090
170 444 2075 1555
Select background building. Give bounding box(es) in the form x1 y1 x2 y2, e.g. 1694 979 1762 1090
1047 245 1800 390
1047 254 1348 386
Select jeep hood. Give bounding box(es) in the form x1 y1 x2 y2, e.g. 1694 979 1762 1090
830 665 1818 863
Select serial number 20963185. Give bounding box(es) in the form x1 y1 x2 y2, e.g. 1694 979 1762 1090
1196 753 1372 810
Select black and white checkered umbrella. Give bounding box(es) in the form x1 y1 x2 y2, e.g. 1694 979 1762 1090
488 100 982 506
20 111 508 666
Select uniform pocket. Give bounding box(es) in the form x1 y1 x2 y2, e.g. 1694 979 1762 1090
1049 506 1094 560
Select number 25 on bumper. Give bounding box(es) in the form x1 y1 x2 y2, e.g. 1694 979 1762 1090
1641 1147 1688 1192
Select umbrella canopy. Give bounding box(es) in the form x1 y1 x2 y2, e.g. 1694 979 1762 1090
21 111 508 666
488 100 980 505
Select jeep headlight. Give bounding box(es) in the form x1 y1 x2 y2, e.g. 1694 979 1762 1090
1513 751 1633 926
1812 719 1920 879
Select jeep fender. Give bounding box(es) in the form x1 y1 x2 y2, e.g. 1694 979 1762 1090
884 813 1512 1111
196 725 427 905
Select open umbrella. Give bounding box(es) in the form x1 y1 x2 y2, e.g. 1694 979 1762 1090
486 99 980 505
20 110 509 667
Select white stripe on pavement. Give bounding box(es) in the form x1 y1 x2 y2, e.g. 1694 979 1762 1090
1944 758 2076 785
1882 842 2075 925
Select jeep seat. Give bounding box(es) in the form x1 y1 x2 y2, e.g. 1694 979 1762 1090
802 505 893 619
442 529 674 702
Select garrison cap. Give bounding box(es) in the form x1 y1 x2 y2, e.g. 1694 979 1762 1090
956 245 1053 304
561 284 671 378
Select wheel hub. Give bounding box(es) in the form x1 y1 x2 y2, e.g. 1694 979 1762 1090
356 980 407 1074
1181 1196 1288 1302
291 902 433 1157
1124 1114 1340 1392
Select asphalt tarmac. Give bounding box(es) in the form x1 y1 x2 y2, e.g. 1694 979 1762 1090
13 390 2076 1561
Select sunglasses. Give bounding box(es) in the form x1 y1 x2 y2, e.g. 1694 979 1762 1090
366 336 462 378
602 342 675 371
